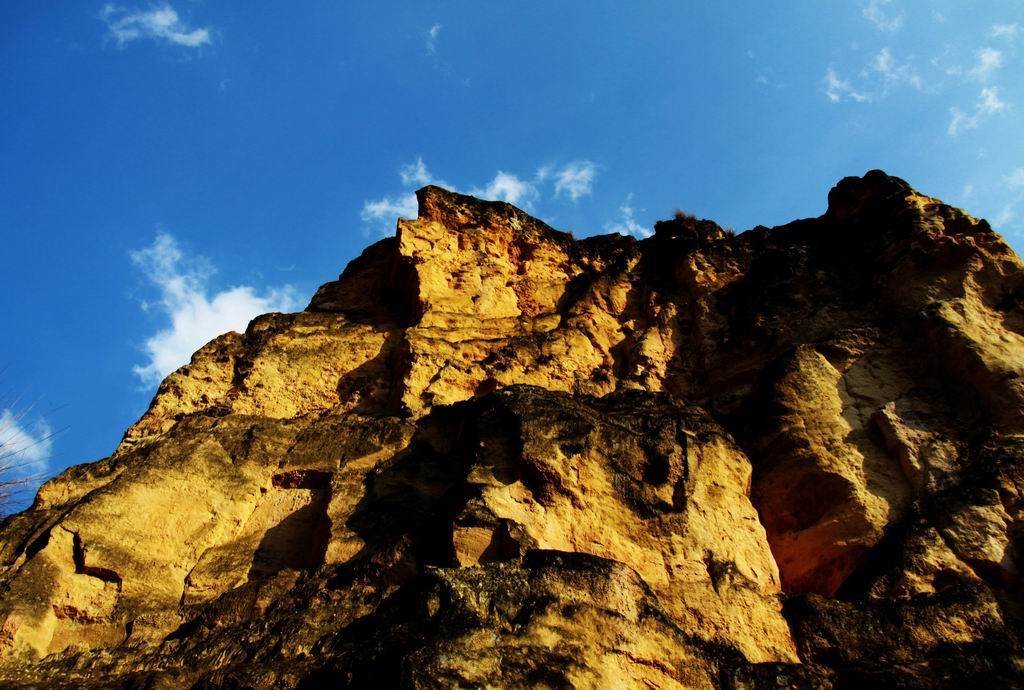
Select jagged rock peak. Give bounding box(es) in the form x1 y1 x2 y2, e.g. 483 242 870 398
826 168 916 218
2 171 1024 688
415 184 571 240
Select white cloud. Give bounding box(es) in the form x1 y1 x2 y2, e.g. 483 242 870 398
872 47 923 90
948 87 1008 136
962 184 975 200
361 194 420 224
991 23 1019 39
101 3 211 48
363 158 446 225
862 0 904 32
968 47 1003 82
534 165 553 183
469 172 538 206
362 159 598 230
945 47 1004 82
605 194 651 239
824 49 927 104
0 409 52 477
362 160 540 226
994 204 1017 227
977 86 1007 115
755 74 785 89
1006 168 1024 190
399 158 435 187
824 67 869 103
425 23 442 55
947 107 973 136
131 234 299 386
553 161 597 201
362 158 444 224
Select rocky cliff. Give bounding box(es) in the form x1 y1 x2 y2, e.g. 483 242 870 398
1 170 1023 688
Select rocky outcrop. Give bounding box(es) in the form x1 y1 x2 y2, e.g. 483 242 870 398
1 170 1023 687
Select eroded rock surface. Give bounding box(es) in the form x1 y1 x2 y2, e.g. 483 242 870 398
1 170 1024 687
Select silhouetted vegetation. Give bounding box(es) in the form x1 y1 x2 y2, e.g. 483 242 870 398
0 401 51 517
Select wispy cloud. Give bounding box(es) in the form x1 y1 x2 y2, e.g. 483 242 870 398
862 0 904 32
1006 168 1024 190
994 204 1017 228
991 23 1019 40
968 47 1003 82
947 108 970 135
948 87 1007 136
131 234 299 386
425 23 442 55
944 47 1004 82
101 3 211 49
604 194 651 238
0 408 52 478
361 194 420 225
823 67 869 103
746 49 785 89
872 47 924 91
553 161 598 201
362 159 597 230
993 165 1024 231
469 172 539 207
755 74 785 89
361 159 543 229
977 86 1007 115
362 159 445 226
823 47 929 103
399 158 445 188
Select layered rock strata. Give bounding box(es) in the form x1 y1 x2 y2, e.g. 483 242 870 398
1 170 1023 687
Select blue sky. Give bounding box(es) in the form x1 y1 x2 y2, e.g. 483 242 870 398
1 1 1022 504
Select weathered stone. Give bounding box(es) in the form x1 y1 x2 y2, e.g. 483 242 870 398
1 171 1023 687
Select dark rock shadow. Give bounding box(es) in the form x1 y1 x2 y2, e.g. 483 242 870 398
333 385 713 599
249 482 332 580
335 328 410 414
341 404 478 573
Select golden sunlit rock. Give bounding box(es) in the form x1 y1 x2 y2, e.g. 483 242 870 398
1 170 1023 687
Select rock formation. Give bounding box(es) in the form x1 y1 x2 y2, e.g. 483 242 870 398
1 170 1023 687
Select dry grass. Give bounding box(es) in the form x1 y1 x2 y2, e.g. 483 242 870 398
0 399 54 516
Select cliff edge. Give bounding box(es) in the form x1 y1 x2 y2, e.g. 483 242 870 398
1 171 1023 688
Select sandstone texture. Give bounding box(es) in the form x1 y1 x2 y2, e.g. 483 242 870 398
1 170 1024 687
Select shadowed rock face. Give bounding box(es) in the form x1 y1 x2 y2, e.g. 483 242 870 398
2 170 1024 687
